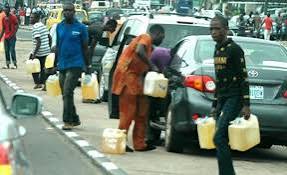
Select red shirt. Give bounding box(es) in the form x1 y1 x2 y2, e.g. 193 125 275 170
19 9 25 16
2 14 18 39
264 17 273 30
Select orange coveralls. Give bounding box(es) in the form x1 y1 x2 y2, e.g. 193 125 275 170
112 34 152 150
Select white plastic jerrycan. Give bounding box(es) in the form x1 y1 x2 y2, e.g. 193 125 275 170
46 74 61 97
197 117 216 149
144 71 168 98
25 59 40 74
81 73 99 100
101 128 126 154
45 53 55 69
228 114 260 151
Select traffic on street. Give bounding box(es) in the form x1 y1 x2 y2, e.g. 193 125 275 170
1 0 287 175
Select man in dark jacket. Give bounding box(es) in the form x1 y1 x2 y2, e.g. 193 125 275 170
209 15 251 175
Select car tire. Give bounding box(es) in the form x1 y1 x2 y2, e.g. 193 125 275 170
99 73 108 102
165 107 183 153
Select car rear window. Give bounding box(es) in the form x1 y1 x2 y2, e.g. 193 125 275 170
195 40 287 67
148 24 210 48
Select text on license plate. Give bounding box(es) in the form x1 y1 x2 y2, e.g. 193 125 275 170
249 86 264 100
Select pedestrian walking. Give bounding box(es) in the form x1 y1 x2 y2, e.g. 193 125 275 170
55 3 90 130
253 12 261 38
112 24 165 152
0 3 18 69
19 7 25 25
275 12 283 40
262 13 273 40
30 12 51 90
25 6 31 25
209 15 251 175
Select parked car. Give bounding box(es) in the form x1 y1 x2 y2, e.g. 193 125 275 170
88 10 104 25
103 14 211 115
162 35 287 153
46 8 88 29
0 84 42 174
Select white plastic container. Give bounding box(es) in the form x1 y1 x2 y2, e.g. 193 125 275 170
46 74 61 97
144 71 168 98
101 128 126 154
25 59 40 74
228 114 260 151
45 53 55 69
81 73 99 100
197 117 216 149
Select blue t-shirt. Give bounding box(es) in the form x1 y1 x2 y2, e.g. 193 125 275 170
56 19 88 70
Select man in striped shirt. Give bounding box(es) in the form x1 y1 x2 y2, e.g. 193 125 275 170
30 11 51 90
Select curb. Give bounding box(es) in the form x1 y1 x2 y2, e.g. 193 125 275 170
0 73 128 175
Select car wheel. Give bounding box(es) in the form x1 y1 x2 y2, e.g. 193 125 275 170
165 107 183 153
99 73 108 102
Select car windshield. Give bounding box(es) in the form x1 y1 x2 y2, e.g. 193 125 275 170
89 12 103 19
194 39 287 67
75 11 85 21
148 24 210 48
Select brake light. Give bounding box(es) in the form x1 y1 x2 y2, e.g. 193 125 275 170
283 91 287 98
184 75 216 92
0 142 11 165
192 113 200 121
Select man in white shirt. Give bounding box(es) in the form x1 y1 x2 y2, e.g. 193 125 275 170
25 6 31 25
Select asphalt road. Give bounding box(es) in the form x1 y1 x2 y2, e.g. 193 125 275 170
17 28 32 41
0 77 105 175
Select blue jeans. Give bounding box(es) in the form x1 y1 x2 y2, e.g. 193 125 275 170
213 96 243 175
4 36 17 66
59 68 82 124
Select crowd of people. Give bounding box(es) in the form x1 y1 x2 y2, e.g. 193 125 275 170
237 11 287 40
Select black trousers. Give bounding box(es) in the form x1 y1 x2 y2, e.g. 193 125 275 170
213 96 243 175
59 68 82 124
32 55 47 85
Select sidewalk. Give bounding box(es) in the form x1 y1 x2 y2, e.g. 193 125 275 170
19 25 33 31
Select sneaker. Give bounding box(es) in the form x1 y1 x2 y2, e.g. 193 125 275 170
62 123 73 130
2 65 9 69
33 84 42 89
41 85 46 91
10 65 16 69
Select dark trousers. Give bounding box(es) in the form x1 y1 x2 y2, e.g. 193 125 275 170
146 95 170 142
213 96 242 175
32 56 47 85
4 37 17 66
59 68 82 124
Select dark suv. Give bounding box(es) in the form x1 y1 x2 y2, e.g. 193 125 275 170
102 13 211 116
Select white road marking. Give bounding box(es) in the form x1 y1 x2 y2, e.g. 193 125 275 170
102 162 118 170
64 132 79 137
87 150 104 158
42 111 53 116
75 140 90 147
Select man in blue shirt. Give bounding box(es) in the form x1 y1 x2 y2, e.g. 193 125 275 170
55 3 90 130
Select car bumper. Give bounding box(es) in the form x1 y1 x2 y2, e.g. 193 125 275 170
173 87 287 144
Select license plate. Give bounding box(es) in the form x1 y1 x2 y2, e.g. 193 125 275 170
250 86 264 100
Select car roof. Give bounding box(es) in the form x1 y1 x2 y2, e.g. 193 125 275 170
127 14 210 26
185 35 281 46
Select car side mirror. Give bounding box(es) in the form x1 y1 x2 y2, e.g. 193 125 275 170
10 92 43 119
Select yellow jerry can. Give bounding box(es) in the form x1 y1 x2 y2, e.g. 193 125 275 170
46 74 61 97
197 117 216 149
81 73 99 100
228 114 260 151
101 128 126 154
144 71 168 98
45 53 55 69
25 59 40 74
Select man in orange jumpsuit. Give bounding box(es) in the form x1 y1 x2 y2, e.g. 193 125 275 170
112 24 165 152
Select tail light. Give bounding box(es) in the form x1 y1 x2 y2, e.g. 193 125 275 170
184 75 216 93
283 91 287 98
0 142 11 165
0 141 13 174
